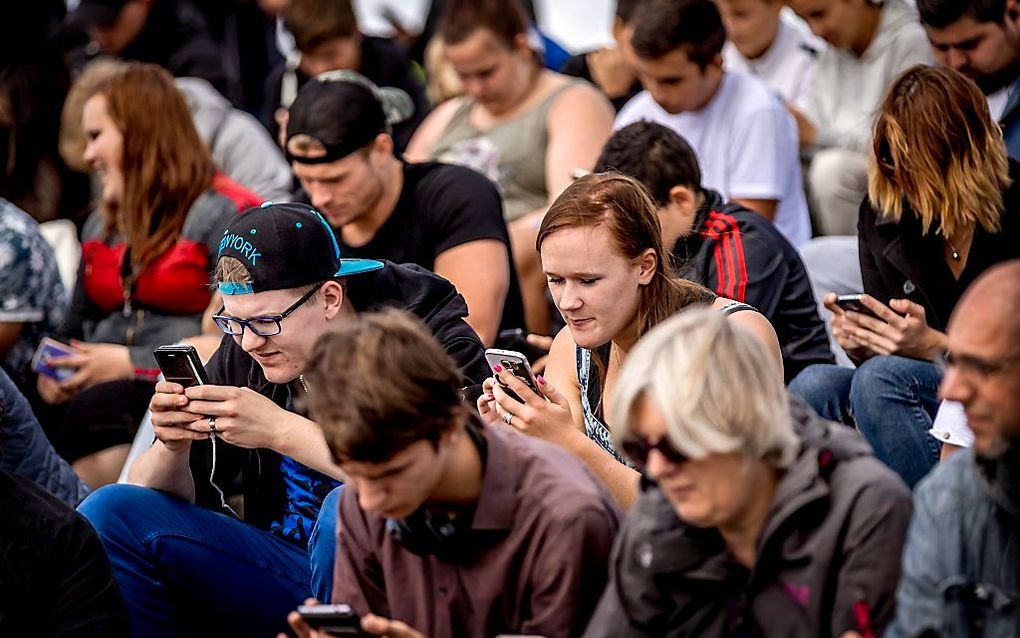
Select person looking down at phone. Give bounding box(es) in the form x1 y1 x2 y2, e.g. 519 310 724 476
77 202 490 637
283 309 619 638
583 308 911 638
477 173 782 509
285 70 524 346
33 63 260 489
595 121 835 382
789 66 1020 488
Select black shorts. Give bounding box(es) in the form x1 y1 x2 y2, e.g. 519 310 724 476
57 379 155 462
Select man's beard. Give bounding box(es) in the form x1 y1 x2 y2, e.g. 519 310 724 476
970 57 1020 96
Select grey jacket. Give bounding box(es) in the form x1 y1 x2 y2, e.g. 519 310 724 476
887 446 1020 637
583 399 912 638
176 77 293 202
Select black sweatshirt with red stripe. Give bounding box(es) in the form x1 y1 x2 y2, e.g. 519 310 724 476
672 190 834 381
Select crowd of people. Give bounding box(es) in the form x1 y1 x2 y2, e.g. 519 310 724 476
1 0 1019 636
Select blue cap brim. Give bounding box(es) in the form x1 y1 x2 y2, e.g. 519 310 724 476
335 259 385 277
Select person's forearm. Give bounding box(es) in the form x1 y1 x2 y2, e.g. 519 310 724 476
559 429 640 510
127 442 196 502
273 413 348 482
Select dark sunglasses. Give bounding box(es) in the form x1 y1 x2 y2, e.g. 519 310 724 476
620 436 689 469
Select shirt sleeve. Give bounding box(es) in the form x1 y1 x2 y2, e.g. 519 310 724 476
522 505 620 637
420 168 509 257
0 227 45 323
725 104 796 202
331 487 390 616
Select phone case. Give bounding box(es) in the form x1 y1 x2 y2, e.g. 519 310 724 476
31 338 76 381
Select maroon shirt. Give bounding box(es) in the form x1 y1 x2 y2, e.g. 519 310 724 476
332 424 621 638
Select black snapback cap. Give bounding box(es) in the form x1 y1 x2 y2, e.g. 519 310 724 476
71 0 129 26
285 70 414 165
216 202 383 295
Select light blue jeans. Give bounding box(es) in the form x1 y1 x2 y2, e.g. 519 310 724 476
789 355 942 488
78 483 342 637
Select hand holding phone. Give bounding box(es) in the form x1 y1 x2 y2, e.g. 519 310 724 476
833 294 883 321
153 345 208 388
31 337 77 381
485 348 541 403
296 604 369 637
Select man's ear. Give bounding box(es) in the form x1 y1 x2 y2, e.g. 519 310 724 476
321 280 346 319
667 185 698 216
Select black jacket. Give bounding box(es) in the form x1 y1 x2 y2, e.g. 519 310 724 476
66 0 236 102
583 399 912 638
0 470 130 637
672 191 834 381
858 160 1020 332
190 262 488 531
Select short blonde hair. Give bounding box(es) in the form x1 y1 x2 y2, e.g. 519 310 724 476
611 307 798 469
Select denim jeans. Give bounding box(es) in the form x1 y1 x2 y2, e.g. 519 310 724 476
789 355 942 488
78 482 342 637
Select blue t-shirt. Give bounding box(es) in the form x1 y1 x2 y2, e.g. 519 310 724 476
270 455 340 544
0 200 65 387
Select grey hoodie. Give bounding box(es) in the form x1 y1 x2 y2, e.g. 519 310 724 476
176 77 294 203
807 0 931 153
583 398 913 638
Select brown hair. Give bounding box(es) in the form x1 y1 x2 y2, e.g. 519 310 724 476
438 0 530 48
537 173 716 389
303 309 468 464
59 58 129 173
284 0 359 52
869 65 1010 239
88 63 215 277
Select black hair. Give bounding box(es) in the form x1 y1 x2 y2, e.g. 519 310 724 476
595 121 703 206
617 0 643 22
918 0 1009 28
629 0 726 68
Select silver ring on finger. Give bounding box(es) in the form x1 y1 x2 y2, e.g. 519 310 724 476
503 412 513 426
208 416 217 434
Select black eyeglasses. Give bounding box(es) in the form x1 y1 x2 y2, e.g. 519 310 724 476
212 283 324 337
939 349 1020 382
620 435 689 469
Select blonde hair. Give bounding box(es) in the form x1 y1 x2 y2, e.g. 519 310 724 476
611 307 797 469
869 65 1010 239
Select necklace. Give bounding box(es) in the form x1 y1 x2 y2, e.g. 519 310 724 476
299 374 310 394
946 230 973 261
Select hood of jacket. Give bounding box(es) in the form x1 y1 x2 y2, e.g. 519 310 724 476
176 76 230 145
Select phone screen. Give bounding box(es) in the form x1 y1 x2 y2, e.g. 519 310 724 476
153 347 207 388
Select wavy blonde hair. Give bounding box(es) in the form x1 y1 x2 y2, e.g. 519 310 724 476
869 65 1010 239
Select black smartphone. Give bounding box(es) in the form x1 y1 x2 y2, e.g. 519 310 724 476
296 604 368 637
152 345 208 388
834 294 882 320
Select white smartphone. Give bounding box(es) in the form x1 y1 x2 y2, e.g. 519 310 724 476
485 348 541 401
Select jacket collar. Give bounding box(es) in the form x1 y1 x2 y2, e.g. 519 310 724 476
975 439 1020 519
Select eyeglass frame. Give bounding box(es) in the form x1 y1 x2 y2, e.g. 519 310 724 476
938 348 1020 382
211 282 325 337
619 435 689 470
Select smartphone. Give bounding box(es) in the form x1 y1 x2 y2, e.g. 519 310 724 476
31 337 76 381
296 604 368 637
495 328 547 364
152 345 208 388
485 348 541 403
833 294 882 320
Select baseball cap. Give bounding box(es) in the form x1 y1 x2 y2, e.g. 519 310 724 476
216 202 383 295
71 0 129 27
285 70 415 165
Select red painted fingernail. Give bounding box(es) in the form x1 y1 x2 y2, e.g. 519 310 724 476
493 365 503 373
538 375 546 385
487 393 494 399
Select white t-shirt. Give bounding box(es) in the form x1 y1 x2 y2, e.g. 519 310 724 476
722 9 825 111
988 85 1010 121
615 72 811 247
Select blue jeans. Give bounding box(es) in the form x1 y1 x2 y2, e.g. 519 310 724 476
78 483 342 637
789 356 942 488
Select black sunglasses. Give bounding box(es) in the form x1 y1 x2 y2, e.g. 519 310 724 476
620 436 689 469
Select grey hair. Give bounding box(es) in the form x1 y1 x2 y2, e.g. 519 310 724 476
611 307 797 469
